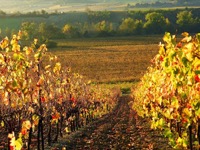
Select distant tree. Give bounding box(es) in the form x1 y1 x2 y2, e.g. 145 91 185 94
127 11 146 20
144 12 170 34
87 10 111 23
176 10 198 32
41 9 48 15
165 17 174 33
11 11 22 16
25 11 41 17
63 24 73 33
119 17 143 35
38 23 62 41
82 22 90 37
176 10 194 26
0 27 12 38
38 22 46 41
127 3 131 7
95 20 114 36
20 22 38 40
62 24 80 38
0 10 6 16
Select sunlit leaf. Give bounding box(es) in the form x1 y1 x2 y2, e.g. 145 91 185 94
15 138 23 150
182 32 189 37
1 121 4 127
53 62 61 73
163 32 171 43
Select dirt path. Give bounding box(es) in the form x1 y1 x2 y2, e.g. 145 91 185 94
55 95 172 150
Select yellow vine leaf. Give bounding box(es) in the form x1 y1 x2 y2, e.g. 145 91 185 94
15 137 23 150
1 121 4 127
53 62 61 73
0 37 9 50
182 32 189 37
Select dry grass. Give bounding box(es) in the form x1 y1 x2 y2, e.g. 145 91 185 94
49 36 161 83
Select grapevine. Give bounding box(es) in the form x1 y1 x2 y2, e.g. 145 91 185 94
0 32 120 150
132 32 200 149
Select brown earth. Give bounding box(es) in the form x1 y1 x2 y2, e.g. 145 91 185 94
53 95 173 150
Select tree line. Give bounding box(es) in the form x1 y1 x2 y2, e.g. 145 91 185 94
1 8 200 46
128 0 200 8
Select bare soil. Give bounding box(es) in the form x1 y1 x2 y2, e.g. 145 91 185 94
53 95 173 150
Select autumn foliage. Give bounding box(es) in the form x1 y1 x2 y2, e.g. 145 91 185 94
0 31 119 149
132 32 200 149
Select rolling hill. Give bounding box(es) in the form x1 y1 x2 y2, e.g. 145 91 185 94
0 0 199 13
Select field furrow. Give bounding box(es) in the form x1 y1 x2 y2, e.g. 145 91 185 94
54 96 173 150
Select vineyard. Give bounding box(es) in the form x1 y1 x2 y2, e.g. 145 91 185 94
132 32 200 149
2 29 200 150
0 33 120 149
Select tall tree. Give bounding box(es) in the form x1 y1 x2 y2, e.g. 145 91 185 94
38 23 62 41
95 20 114 36
62 24 80 38
119 17 143 35
144 12 170 34
176 10 198 33
20 22 38 40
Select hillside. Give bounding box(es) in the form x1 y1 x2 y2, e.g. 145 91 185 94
0 0 187 13
1 0 127 13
